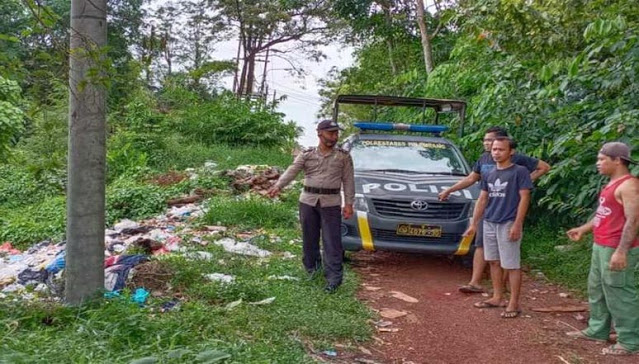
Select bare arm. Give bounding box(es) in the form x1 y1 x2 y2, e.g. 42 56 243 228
439 172 481 200
566 219 594 242
615 179 639 254
530 159 551 181
509 189 531 241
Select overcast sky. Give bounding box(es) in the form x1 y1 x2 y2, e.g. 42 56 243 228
214 40 354 147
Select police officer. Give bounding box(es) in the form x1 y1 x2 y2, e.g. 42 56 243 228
268 119 355 293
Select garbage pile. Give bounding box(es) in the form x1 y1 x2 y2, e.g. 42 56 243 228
225 165 282 195
0 164 283 301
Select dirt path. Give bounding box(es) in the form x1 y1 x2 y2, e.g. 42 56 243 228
351 251 637 364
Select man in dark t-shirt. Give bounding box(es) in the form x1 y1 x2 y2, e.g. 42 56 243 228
440 126 550 294
464 136 533 318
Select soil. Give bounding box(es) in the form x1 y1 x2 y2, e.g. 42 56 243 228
349 251 638 364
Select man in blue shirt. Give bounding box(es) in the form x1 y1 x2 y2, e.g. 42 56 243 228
464 136 533 318
439 126 550 294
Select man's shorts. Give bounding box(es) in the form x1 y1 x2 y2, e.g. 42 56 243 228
483 220 521 269
474 218 485 248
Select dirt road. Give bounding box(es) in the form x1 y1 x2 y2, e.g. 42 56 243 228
351 251 637 364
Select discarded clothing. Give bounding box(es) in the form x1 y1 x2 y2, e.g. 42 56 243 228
17 268 49 285
103 254 149 291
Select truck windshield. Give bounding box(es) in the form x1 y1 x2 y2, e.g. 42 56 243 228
350 139 468 175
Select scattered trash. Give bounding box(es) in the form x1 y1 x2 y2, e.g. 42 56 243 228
554 245 574 252
213 238 271 257
322 350 337 357
0 242 21 255
132 288 150 305
377 327 399 333
249 297 275 305
390 291 419 303
281 252 296 259
359 346 372 355
204 273 235 284
267 275 299 281
362 285 382 291
379 308 408 319
225 299 243 310
114 219 139 232
45 251 66 274
559 292 571 298
374 320 393 328
185 251 214 261
160 299 181 313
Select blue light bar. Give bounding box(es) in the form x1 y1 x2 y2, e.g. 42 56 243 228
353 122 449 134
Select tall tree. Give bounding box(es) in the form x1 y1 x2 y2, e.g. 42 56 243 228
65 0 107 305
216 0 338 97
415 0 434 73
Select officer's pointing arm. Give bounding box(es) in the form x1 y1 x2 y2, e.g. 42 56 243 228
271 152 306 196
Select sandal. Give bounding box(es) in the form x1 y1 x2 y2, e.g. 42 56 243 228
459 285 484 294
602 343 636 356
474 301 505 309
565 330 607 342
500 309 522 319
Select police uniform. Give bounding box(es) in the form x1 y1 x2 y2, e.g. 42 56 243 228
274 120 355 288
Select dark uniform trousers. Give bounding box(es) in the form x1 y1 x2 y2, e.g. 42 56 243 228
299 201 343 285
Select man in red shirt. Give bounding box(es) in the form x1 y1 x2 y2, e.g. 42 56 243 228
566 142 639 356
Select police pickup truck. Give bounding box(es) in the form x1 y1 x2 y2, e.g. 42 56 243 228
338 95 478 256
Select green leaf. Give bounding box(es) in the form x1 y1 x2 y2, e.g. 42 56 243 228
195 350 231 363
0 34 19 42
129 357 158 364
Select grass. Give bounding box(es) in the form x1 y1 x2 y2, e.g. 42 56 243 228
521 219 593 295
202 192 299 230
0 142 373 363
0 228 372 363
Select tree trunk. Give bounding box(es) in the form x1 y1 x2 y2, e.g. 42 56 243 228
66 0 107 305
381 3 397 75
415 0 434 74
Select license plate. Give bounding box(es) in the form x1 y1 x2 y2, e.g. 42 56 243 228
396 224 442 238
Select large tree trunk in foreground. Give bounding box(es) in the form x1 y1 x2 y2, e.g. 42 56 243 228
65 0 107 305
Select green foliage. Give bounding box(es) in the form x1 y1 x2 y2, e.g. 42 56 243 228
325 0 639 224
0 227 372 363
174 93 300 147
106 178 169 225
0 76 25 156
0 196 66 248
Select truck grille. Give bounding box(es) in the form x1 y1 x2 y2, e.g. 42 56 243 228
371 198 467 219
371 228 461 244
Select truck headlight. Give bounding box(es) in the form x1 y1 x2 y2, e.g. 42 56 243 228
354 194 369 212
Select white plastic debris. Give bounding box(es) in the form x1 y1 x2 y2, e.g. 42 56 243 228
204 273 235 284
2 283 25 293
113 219 139 231
213 238 271 258
185 251 214 261
249 297 275 305
267 275 299 281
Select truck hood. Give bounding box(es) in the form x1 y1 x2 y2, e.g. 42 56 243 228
354 171 479 200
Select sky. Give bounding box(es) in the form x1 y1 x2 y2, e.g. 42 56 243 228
214 41 354 147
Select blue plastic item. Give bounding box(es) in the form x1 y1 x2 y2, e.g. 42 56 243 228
353 122 449 134
45 251 66 273
132 288 150 305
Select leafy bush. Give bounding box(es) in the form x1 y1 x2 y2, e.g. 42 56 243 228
0 196 66 248
106 177 169 225
174 93 300 148
0 76 25 157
